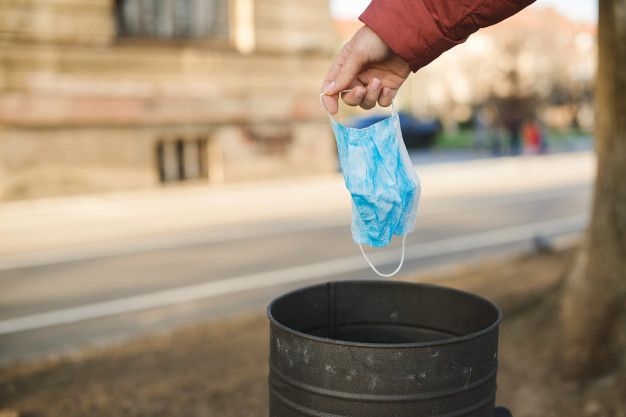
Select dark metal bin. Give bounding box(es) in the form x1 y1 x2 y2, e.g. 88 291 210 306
267 281 502 417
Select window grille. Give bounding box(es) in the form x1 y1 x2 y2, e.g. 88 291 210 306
156 137 208 183
116 0 229 40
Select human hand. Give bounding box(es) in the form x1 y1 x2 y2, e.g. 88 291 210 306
321 25 411 115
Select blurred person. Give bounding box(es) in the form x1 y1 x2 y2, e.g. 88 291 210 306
321 0 535 115
535 117 549 154
523 118 544 154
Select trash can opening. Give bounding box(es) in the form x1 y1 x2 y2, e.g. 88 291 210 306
268 281 501 345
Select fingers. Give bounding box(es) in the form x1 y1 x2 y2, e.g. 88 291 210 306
340 78 380 110
320 93 339 115
330 51 363 97
320 44 350 114
378 87 397 108
340 79 396 111
339 82 366 107
361 78 381 110
321 78 363 115
322 43 351 93
321 82 396 114
321 40 364 114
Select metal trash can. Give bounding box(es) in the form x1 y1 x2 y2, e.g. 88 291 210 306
268 281 502 417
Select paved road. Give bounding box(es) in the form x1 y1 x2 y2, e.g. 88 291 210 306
0 153 595 364
0 178 591 365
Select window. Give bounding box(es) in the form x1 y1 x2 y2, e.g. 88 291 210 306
156 137 208 183
116 0 229 40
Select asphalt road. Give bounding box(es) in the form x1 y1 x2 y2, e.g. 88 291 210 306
0 178 591 366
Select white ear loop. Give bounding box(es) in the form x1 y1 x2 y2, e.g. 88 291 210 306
358 235 407 278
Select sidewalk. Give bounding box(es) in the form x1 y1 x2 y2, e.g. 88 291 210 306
0 151 595 256
6 247 620 417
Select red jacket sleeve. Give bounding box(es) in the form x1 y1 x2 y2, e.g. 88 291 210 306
360 0 536 72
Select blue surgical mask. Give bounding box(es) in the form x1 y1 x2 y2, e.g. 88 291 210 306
325 97 421 277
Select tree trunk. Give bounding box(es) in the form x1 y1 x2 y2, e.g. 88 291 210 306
560 0 626 377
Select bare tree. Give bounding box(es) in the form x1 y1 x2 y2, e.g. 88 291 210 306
560 0 626 377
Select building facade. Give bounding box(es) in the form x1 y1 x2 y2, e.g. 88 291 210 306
0 0 337 200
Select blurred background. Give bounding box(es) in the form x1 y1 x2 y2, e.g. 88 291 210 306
0 1 606 416
0 0 595 201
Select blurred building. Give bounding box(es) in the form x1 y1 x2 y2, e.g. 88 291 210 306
0 0 337 200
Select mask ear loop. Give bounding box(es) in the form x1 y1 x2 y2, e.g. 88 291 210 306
358 235 407 278
319 90 352 121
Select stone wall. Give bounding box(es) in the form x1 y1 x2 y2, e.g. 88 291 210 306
0 0 337 200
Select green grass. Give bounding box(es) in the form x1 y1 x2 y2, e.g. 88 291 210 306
544 128 590 141
434 129 475 149
434 128 592 150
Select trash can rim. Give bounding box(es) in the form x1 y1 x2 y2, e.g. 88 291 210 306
267 280 502 349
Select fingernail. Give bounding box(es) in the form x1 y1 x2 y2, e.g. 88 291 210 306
355 87 366 98
369 78 381 91
382 87 390 98
323 81 335 94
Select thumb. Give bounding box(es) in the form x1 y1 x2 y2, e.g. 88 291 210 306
325 50 363 96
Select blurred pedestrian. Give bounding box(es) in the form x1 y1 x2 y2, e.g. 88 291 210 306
321 0 536 114
523 119 543 154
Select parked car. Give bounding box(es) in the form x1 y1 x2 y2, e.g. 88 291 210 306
347 111 441 149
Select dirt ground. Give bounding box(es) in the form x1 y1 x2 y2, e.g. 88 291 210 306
1 247 624 417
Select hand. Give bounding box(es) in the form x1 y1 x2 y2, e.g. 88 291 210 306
321 25 411 115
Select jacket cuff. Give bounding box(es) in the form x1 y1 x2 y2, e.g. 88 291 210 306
359 0 464 72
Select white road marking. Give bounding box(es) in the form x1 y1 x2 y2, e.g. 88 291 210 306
0 186 589 271
0 215 586 335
